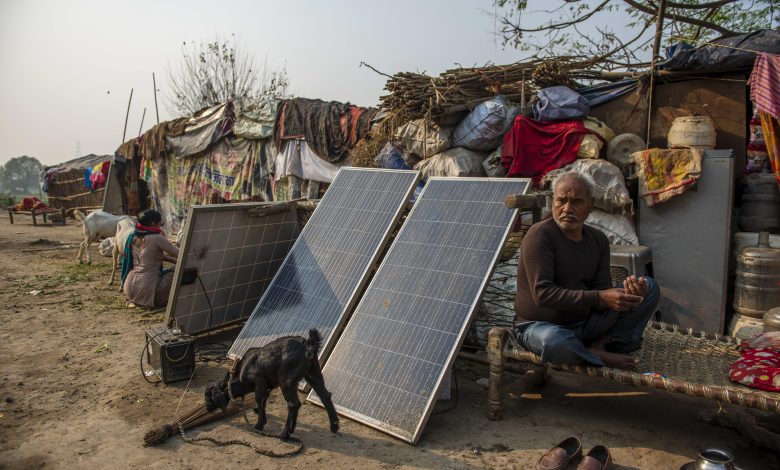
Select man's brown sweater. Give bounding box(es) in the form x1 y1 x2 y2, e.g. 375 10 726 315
515 217 612 326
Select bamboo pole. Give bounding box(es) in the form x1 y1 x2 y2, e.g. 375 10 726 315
153 73 160 125
646 0 667 146
122 88 134 144
138 107 146 136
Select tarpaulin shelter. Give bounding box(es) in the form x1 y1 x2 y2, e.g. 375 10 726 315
107 96 376 233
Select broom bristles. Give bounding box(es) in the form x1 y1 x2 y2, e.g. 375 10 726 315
144 423 175 447
143 394 254 447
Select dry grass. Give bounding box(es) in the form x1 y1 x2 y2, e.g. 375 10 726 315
349 111 410 168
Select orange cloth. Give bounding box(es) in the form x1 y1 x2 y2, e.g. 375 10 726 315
758 111 780 188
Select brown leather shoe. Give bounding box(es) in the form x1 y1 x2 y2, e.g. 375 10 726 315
577 445 612 470
537 437 583 470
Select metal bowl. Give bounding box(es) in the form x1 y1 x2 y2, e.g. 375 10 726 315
694 449 740 470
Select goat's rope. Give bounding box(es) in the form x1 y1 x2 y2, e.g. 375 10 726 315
176 369 304 458
177 422 304 458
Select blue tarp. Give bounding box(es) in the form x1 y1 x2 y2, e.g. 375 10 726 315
658 29 780 73
578 79 642 107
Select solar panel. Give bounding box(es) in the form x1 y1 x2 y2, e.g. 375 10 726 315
228 168 421 361
310 177 529 444
165 202 300 335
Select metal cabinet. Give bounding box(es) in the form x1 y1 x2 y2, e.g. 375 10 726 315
638 150 734 333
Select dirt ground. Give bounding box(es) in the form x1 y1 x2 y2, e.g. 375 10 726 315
0 214 778 470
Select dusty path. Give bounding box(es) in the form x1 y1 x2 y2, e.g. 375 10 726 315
0 214 777 469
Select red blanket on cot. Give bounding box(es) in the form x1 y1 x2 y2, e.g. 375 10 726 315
729 332 780 393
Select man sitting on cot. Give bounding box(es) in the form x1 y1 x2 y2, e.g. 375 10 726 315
514 171 660 370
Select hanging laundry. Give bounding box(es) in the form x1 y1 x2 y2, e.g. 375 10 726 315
84 167 93 191
748 53 780 121
276 98 377 164
90 161 110 189
274 140 341 183
758 112 780 186
634 148 703 206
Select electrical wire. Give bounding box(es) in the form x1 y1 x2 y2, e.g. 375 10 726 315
196 273 214 330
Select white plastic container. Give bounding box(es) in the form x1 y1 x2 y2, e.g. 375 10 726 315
667 115 716 149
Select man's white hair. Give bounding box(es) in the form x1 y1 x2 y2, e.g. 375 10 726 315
551 170 595 201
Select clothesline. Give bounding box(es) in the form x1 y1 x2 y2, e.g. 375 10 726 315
703 42 766 55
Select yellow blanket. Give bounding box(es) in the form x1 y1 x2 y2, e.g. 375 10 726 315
634 148 703 207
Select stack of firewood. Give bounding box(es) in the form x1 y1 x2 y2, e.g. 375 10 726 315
379 58 590 120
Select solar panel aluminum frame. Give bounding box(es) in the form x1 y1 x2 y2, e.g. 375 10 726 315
227 168 421 362
309 176 529 444
164 202 299 335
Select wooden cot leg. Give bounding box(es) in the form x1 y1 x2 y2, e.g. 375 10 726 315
487 327 509 421
527 364 549 387
31 209 37 226
8 209 13 224
42 212 47 224
60 208 66 225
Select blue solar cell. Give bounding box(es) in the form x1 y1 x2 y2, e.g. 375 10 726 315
228 169 420 360
311 177 529 443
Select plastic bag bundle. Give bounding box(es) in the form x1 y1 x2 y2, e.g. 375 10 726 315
532 86 589 122
585 210 638 245
99 237 115 257
394 119 451 159
452 96 518 151
375 142 411 170
414 147 487 180
482 146 507 177
577 117 614 159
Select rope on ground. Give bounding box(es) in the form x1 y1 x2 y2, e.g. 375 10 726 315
177 422 304 457
176 369 304 457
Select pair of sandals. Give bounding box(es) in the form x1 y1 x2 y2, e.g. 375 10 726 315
537 437 612 470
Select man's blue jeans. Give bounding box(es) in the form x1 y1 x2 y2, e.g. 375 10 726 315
513 277 661 367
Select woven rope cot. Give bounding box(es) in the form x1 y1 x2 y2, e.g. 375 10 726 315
486 322 780 421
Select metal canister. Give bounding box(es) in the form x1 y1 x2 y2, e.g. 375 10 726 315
764 307 780 332
734 232 780 318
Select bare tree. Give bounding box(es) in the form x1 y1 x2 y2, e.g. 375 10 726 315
495 0 779 71
166 34 289 116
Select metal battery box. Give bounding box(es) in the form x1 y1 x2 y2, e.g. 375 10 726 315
144 325 195 384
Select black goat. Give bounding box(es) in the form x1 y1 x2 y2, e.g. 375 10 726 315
205 329 339 440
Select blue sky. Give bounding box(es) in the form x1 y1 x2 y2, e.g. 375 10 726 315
0 0 629 166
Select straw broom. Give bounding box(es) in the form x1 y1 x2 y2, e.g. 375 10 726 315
143 393 255 446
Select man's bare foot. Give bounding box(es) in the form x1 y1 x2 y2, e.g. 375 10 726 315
588 336 637 370
587 347 638 370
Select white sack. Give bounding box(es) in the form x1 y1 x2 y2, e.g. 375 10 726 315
395 119 451 158
585 210 639 245
414 147 487 179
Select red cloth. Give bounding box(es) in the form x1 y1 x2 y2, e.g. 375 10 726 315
135 223 162 234
13 197 49 212
729 348 780 393
729 332 780 393
748 53 780 121
501 116 591 186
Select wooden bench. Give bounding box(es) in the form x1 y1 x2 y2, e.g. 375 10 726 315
486 322 780 421
8 207 66 226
